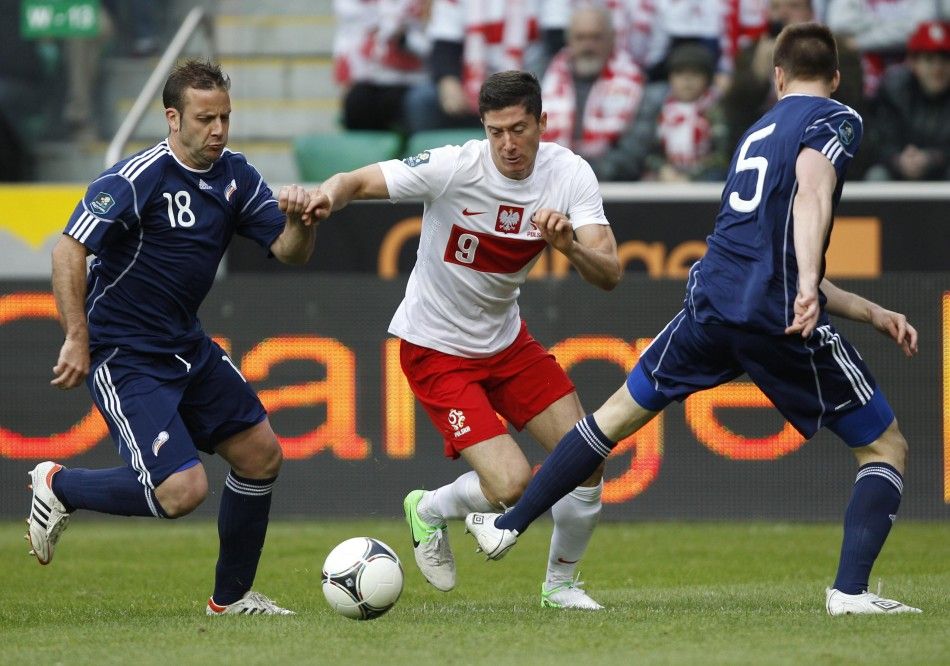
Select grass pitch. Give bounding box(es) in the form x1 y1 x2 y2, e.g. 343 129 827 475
1 519 947 665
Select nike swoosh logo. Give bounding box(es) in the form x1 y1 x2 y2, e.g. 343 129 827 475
462 208 485 216
557 557 578 564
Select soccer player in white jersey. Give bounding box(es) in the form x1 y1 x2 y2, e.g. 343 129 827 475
27 61 315 615
305 70 622 609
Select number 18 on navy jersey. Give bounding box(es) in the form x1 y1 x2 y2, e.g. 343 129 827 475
63 140 286 354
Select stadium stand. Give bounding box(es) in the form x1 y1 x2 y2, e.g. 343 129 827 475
15 0 950 184
33 0 340 183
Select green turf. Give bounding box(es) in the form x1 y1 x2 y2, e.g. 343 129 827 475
1 519 947 665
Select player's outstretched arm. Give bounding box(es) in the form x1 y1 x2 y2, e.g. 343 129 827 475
50 235 91 390
303 164 390 224
533 208 622 290
821 278 919 358
785 147 836 339
271 184 317 265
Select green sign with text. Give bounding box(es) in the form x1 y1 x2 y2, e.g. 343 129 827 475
21 0 101 38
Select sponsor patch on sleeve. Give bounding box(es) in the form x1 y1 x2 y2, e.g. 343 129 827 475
837 119 855 146
402 151 431 167
90 192 116 215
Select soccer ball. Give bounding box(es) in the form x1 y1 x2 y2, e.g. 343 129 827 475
321 537 404 620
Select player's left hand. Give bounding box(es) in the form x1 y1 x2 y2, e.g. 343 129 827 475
303 187 334 224
869 306 918 358
278 184 310 225
532 208 573 254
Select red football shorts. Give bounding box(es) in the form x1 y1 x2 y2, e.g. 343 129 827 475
399 321 576 459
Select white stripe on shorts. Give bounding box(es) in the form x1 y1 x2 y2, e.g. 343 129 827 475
94 362 161 517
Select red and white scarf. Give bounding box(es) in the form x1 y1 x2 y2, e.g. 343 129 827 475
541 48 645 159
656 88 718 168
461 0 539 109
332 0 378 86
722 0 768 73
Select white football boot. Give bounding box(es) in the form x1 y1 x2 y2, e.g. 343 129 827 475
826 587 922 616
26 461 71 565
403 489 456 591
541 577 604 610
464 512 518 560
206 591 295 616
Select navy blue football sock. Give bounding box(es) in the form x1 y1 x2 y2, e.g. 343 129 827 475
496 415 614 535
833 463 903 594
212 471 276 606
51 466 167 517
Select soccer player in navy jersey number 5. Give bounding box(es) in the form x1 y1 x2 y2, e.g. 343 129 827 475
465 24 924 616
27 60 315 616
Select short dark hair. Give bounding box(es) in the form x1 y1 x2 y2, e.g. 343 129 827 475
478 70 542 120
773 23 838 83
162 60 231 113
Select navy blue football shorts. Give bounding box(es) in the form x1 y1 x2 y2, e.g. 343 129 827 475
86 336 267 487
626 309 895 446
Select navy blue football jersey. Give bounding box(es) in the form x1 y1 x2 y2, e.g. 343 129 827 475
687 94 863 334
63 140 286 353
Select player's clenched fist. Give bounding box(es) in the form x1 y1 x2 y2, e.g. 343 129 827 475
532 208 573 253
277 184 310 224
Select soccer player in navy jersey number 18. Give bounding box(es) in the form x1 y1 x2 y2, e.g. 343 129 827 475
27 60 316 616
464 24 924 616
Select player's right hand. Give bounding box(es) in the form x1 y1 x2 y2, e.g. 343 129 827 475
278 184 309 225
784 288 820 339
303 188 333 224
532 208 574 254
51 338 90 390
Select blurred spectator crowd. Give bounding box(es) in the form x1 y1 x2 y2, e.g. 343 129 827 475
0 0 947 183
334 0 950 182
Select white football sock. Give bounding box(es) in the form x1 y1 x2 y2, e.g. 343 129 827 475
546 480 603 585
418 470 494 524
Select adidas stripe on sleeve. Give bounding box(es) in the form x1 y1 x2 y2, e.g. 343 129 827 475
802 107 863 178
64 173 139 254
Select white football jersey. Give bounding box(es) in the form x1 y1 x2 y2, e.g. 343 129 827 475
379 139 609 358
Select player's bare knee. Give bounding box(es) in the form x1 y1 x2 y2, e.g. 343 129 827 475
228 435 283 479
158 470 208 518
253 436 283 477
165 487 208 519
252 437 283 478
856 420 908 474
880 423 909 470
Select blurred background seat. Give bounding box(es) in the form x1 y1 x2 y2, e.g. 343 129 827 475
404 128 486 158
293 130 403 181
